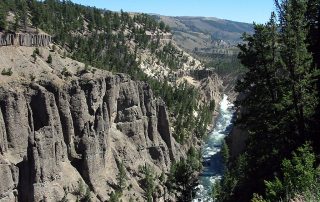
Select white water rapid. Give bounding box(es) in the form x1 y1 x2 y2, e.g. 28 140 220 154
193 95 235 202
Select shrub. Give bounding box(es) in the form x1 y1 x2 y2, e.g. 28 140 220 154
84 63 91 73
77 179 85 197
109 191 121 202
1 68 13 76
62 51 67 59
31 52 37 62
62 67 72 77
30 74 36 81
51 44 56 52
83 186 92 202
34 48 40 55
47 54 52 64
264 143 320 201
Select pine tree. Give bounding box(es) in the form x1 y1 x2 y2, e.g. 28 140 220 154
29 0 41 29
16 0 28 31
277 0 318 137
140 164 155 202
159 21 165 30
227 14 284 200
236 12 281 141
220 1 320 201
306 0 320 69
0 4 7 31
306 0 320 152
116 160 127 193
265 143 320 201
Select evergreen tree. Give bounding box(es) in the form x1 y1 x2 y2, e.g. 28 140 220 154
232 15 285 200
306 0 320 153
29 0 41 29
306 0 320 69
140 164 156 202
219 1 320 201
0 4 7 31
277 0 318 137
159 21 165 30
16 0 28 31
265 143 320 201
116 160 127 193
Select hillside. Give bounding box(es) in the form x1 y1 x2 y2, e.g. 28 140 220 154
151 15 252 77
154 15 253 53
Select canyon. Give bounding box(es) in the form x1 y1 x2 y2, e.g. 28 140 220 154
0 44 225 201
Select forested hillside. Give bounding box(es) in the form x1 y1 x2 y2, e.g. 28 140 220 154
0 0 216 144
1 0 174 77
216 0 320 201
153 15 253 77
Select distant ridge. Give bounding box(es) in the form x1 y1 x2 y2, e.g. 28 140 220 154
153 14 253 52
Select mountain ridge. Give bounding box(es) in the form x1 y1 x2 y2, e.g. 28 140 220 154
152 14 253 57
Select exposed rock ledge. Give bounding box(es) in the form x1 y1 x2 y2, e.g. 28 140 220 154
0 33 52 47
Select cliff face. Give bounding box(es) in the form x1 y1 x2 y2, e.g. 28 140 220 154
0 33 52 46
0 63 178 201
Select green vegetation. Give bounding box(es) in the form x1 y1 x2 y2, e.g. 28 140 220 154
199 52 244 76
83 187 92 202
34 47 40 55
166 147 201 201
47 54 52 64
215 0 320 201
0 0 178 73
250 144 320 202
31 53 36 62
221 140 229 165
264 143 320 202
31 48 40 62
1 68 13 76
75 179 92 202
108 160 127 202
109 191 121 202
148 80 215 142
0 4 7 31
61 67 72 77
0 0 215 145
116 160 127 194
139 164 156 202
156 41 186 70
0 2 220 200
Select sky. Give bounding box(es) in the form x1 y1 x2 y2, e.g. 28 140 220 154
71 0 276 24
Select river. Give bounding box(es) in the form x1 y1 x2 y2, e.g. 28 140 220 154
193 95 235 202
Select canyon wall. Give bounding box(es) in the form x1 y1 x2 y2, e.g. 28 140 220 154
0 72 178 201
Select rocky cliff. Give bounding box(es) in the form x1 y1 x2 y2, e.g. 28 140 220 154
0 46 181 201
0 33 52 47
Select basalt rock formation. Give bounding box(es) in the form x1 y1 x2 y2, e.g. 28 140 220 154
0 33 52 47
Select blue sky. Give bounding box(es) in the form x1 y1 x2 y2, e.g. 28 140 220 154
71 0 275 24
